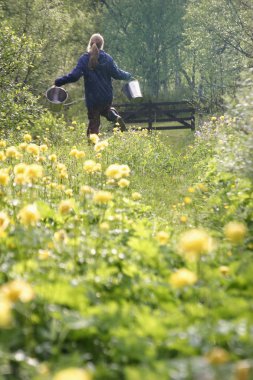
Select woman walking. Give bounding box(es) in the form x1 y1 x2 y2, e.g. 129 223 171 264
54 33 132 137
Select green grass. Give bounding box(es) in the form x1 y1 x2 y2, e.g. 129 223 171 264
122 129 196 225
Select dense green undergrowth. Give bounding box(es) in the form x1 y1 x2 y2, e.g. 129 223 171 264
0 70 253 379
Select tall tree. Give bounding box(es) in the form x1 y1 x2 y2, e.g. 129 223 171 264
0 0 98 95
100 0 186 99
182 0 253 109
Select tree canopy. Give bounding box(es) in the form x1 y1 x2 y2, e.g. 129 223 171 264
1 0 252 112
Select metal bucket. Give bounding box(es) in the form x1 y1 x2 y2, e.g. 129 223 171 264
46 86 68 112
122 80 142 100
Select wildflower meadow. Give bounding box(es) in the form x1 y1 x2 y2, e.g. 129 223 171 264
0 70 252 380
1 3 253 377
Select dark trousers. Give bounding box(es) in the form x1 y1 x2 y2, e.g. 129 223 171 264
87 104 124 136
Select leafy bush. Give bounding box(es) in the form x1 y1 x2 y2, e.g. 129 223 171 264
0 23 43 134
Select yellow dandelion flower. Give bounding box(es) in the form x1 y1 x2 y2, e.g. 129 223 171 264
219 266 229 276
0 151 6 161
1 280 35 303
80 185 94 196
93 191 113 204
105 164 130 179
83 160 101 173
179 229 213 258
69 148 78 157
23 133 32 143
156 231 169 245
38 249 51 260
224 221 247 244
89 134 99 144
0 212 10 232
169 268 197 288
0 296 12 327
106 178 116 185
14 173 27 186
16 152 23 160
52 368 91 380
39 144 48 152
94 140 109 152
206 347 230 364
118 178 130 188
37 156 46 163
18 204 41 226
57 184 65 191
131 192 142 201
0 140 7 148
48 154 57 162
184 197 192 205
65 188 73 197
95 163 102 172
54 229 68 242
105 164 122 179
180 215 188 223
99 222 110 232
26 164 43 181
0 169 10 186
120 165 131 177
6 146 18 159
14 163 27 175
58 199 74 215
187 187 195 193
47 182 57 190
19 142 27 151
197 183 208 192
58 170 68 180
76 150 86 159
26 143 40 156
56 163 67 172
42 176 51 183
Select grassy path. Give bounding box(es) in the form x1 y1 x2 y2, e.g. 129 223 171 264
129 129 196 225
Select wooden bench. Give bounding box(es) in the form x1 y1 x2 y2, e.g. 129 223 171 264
113 101 195 131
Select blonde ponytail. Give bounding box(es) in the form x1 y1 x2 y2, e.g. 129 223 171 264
87 33 104 70
88 43 99 69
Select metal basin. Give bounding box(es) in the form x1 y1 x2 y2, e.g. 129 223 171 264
46 86 68 111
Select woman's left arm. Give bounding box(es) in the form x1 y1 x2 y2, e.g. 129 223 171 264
109 58 132 81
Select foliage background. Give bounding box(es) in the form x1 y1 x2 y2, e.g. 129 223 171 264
1 0 252 123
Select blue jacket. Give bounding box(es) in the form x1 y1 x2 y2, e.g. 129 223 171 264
55 50 131 109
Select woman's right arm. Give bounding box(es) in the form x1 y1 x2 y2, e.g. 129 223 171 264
55 55 88 86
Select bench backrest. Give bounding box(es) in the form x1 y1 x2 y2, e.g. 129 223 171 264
114 101 195 130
